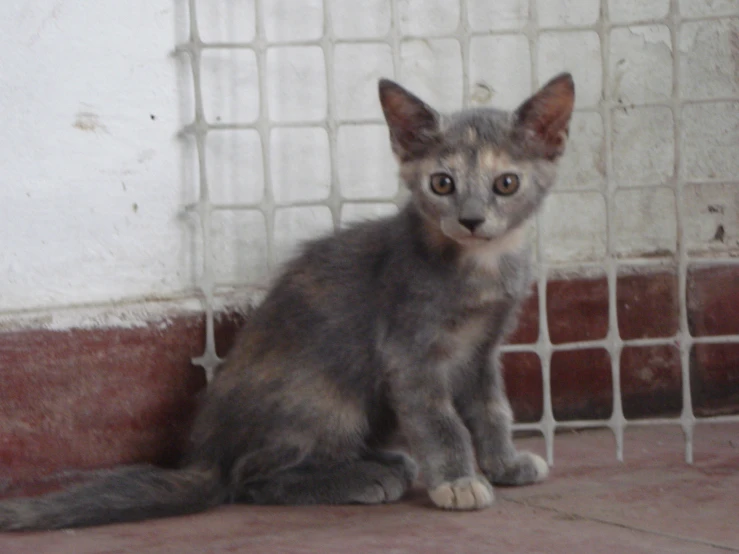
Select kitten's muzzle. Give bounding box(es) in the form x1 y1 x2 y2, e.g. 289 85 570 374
440 216 495 243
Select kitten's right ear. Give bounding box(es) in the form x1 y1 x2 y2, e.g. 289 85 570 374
378 79 440 161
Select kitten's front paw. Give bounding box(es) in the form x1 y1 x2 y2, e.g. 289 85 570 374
428 476 494 510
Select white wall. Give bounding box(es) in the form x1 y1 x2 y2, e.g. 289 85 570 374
0 0 192 312
2 0 738 317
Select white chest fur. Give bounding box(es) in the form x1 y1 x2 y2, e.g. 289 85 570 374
460 226 527 275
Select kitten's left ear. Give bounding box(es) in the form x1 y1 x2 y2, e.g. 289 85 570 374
513 73 575 160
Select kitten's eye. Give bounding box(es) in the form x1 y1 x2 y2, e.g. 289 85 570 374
429 173 456 196
493 173 520 196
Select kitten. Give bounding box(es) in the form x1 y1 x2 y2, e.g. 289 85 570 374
0 72 574 530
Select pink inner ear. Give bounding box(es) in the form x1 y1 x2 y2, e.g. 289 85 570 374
380 85 435 134
379 80 439 158
517 73 575 148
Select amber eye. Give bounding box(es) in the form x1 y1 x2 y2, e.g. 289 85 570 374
429 173 456 196
493 173 520 196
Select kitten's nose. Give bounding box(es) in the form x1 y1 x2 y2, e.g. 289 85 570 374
459 217 485 232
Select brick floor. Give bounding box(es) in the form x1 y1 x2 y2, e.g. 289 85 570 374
2 424 737 553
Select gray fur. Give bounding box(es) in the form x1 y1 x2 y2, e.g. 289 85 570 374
0 73 574 530
0 466 223 531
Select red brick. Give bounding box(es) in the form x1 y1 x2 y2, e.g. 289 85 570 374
617 271 679 340
0 318 207 491
547 276 609 345
620 345 682 419
0 309 250 496
551 348 613 421
501 352 543 423
687 265 739 337
691 343 739 417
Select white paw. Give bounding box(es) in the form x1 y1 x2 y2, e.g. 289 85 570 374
526 452 549 481
428 476 494 510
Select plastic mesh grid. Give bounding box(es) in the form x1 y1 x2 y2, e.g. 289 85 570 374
178 0 739 465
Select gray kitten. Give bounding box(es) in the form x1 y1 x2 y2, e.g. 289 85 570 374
0 72 574 530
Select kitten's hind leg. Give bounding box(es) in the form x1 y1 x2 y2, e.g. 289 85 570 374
234 450 418 506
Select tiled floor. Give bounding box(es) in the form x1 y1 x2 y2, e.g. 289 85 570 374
2 424 737 554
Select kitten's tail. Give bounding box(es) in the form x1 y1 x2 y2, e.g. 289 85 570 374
0 464 225 531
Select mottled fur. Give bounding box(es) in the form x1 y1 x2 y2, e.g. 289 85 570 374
0 73 574 530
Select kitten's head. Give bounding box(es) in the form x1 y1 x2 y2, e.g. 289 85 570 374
378 74 574 246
